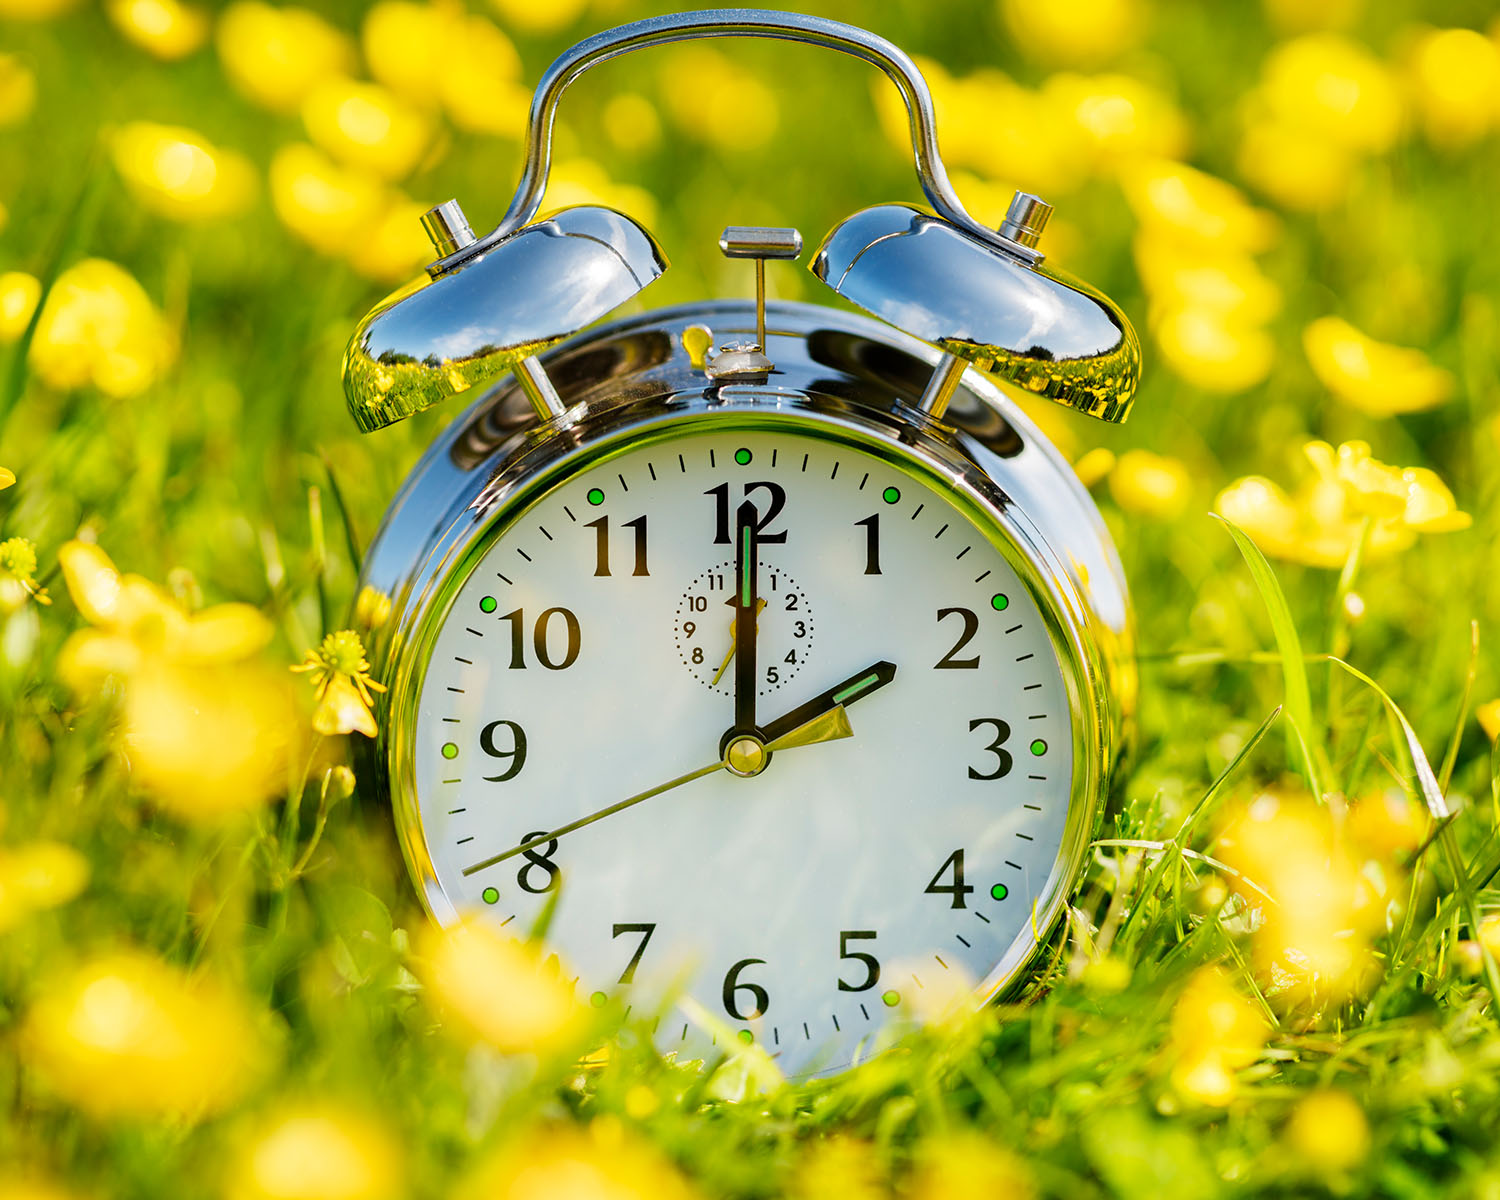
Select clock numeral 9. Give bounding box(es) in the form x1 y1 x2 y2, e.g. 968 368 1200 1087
706 481 788 544
516 832 560 893
611 922 656 984
479 719 527 781
499 606 581 670
967 718 1013 780
934 607 980 670
722 957 769 1020
837 930 880 992
586 514 649 577
925 848 974 909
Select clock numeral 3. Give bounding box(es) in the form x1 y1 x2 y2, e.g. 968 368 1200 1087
967 718 1013 780
500 606 582 670
924 848 974 909
837 930 880 992
934 607 980 670
586 514 649 577
611 922 656 984
722 957 769 1020
517 832 560 893
707 481 788 544
479 719 527 781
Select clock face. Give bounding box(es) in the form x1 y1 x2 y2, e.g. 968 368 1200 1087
407 424 1080 1077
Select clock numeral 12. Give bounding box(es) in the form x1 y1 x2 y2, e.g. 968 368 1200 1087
706 481 788 544
586 515 649 577
499 607 581 670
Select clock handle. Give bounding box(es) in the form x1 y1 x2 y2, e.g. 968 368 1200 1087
432 9 1039 276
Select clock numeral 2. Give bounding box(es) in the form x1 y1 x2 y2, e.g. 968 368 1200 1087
934 606 980 670
500 607 581 670
611 922 656 984
479 719 527 781
586 514 649 577
837 930 880 992
925 848 975 909
707 481 788 544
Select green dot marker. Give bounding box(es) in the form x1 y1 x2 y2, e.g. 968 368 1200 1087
1030 739 1048 756
882 486 900 504
481 887 499 905
591 991 608 1009
991 883 1009 901
882 989 900 1007
586 487 605 506
441 742 458 760
479 596 497 614
736 1028 754 1044
991 593 1009 611
734 448 752 466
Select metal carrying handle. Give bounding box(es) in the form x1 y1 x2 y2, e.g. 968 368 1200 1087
432 8 1035 272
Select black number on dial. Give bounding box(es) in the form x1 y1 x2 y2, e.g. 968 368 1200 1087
706 481 788 544
586 515 649 577
925 848 974 909
722 957 769 1019
479 719 527 781
517 832 560 893
611 922 656 984
934 607 980 670
967 718 1013 780
500 607 581 670
854 514 881 575
837 930 880 992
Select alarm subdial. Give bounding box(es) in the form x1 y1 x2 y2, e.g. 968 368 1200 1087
673 561 813 697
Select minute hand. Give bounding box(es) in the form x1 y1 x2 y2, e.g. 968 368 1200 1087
732 500 760 734
761 660 898 748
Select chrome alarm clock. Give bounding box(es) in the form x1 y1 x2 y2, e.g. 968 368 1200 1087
344 10 1139 1077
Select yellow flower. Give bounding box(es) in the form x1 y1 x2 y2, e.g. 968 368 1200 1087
436 13 527 137
0 841 88 931
269 143 385 257
353 585 391 632
1119 158 1278 252
343 195 430 282
1153 308 1274 393
216 2 355 115
1261 0 1362 33
461 1124 701 1200
603 92 662 154
27 259 176 397
229 1106 402 1200
1135 235 1281 324
660 46 780 152
1108 449 1193 519
1042 73 1190 172
1254 34 1404 154
1480 914 1500 960
0 270 41 340
1168 966 1268 1105
22 951 264 1120
1072 446 1116 489
1404 27 1500 149
547 158 660 231
1478 699 1500 743
292 629 386 738
417 918 586 1055
105 0 208 60
488 0 588 34
909 1132 1036 1200
1284 1090 1371 1173
0 465 13 489
0 0 78 18
998 0 1143 67
0 536 51 612
1237 120 1357 213
0 52 37 125
0 1174 83 1200
111 122 256 221
1303 315 1453 415
302 78 430 181
1348 789 1426 862
789 1138 886 1200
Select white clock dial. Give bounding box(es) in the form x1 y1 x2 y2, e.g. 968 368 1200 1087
410 427 1076 1077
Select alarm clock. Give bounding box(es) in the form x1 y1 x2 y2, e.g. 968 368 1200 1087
343 9 1139 1077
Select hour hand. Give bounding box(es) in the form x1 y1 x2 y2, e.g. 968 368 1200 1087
761 661 897 750
732 500 760 733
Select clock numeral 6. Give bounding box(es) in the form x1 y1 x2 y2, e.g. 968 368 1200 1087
925 848 975 909
499 606 581 670
611 922 656 984
934 607 980 670
586 514 649 577
722 957 769 1020
967 718 1013 780
479 719 527 782
516 832 560 894
837 930 880 992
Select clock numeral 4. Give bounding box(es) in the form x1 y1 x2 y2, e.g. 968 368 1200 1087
967 718 1013 780
837 930 880 992
611 922 656 984
934 607 980 670
925 848 975 909
586 514 649 577
479 719 527 781
499 606 581 670
722 957 769 1020
706 481 788 544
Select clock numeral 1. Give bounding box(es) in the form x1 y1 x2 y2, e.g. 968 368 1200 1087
479 719 527 781
925 848 974 909
499 607 582 670
854 513 881 575
611 922 656 984
516 832 560 893
586 514 649 577
837 930 880 992
722 957 769 1020
934 606 980 670
967 718 1013 780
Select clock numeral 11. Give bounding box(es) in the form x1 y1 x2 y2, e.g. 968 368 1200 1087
586 514 649 577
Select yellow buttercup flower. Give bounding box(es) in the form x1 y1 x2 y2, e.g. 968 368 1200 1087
1478 699 1500 743
1348 789 1426 862
1168 966 1268 1105
0 271 41 340
0 52 37 126
1404 27 1500 149
1119 158 1278 252
0 465 14 489
302 78 431 181
216 2 355 115
1135 235 1281 324
344 195 432 283
269 143 385 257
363 0 487 106
1108 449 1193 519
229 1106 402 1200
1255 34 1404 154
909 1132 1036 1200
603 92 662 154
1072 446 1115 489
28 259 176 397
1303 315 1454 415
461 1124 701 1200
292 629 386 738
1237 120 1357 213
1284 1090 1371 1173
418 918 586 1056
105 0 208 60
789 1138 886 1200
547 158 660 231
1153 308 1274 393
0 536 51 612
436 13 527 137
0 841 88 931
488 0 588 34
660 46 780 152
998 0 1143 66
0 1175 83 1200
110 123 256 221
0 0 78 18
1261 0 1362 33
1042 73 1190 172
353 586 391 632
22 951 264 1120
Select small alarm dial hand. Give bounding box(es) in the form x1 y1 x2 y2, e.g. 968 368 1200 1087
709 597 766 687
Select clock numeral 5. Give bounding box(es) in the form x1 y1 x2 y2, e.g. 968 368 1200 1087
925 848 975 909
722 957 769 1020
837 930 880 992
499 606 581 670
706 481 788 544
611 922 656 984
479 719 527 781
586 514 649 577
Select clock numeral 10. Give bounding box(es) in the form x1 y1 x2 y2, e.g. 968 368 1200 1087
499 606 581 670
586 515 649 577
925 848 975 909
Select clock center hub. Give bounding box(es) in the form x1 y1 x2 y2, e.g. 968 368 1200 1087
724 735 769 777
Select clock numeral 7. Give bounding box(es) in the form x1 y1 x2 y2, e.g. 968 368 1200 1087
837 930 880 992
611 922 656 984
586 514 649 577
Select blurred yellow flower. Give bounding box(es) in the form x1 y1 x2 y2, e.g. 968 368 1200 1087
1108 449 1193 519
292 629 385 738
269 143 385 257
1480 914 1500 960
1120 158 1278 252
1043 73 1190 172
1154 308 1274 393
1237 120 1357 213
1261 0 1362 33
0 1175 83 1200
998 0 1143 67
1284 1089 1371 1173
1303 315 1454 415
0 52 37 126
0 536 51 612
0 841 88 931
1073 446 1115 489
1168 965 1268 1105
22 951 264 1119
789 1138 885 1200
217 2 355 115
344 195 431 283
461 1124 701 1200
660 46 779 152
230 1106 402 1200
105 0 208 60
1135 236 1282 324
437 13 528 137
28 259 176 397
603 92 662 154
1478 699 1500 742
909 1131 1036 1200
110 122 256 221
0 0 78 18
0 465 13 489
1404 27 1500 149
302 78 430 180
418 918 586 1055
489 0 587 34
547 158 659 231
1255 35 1404 154
1348 789 1426 862
353 585 391 631
1216 440 1469 567
0 270 41 340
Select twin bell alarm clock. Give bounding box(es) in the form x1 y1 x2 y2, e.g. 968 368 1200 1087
342 10 1140 1077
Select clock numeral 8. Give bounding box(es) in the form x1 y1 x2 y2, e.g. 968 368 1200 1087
517 832 560 893
722 957 769 1020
